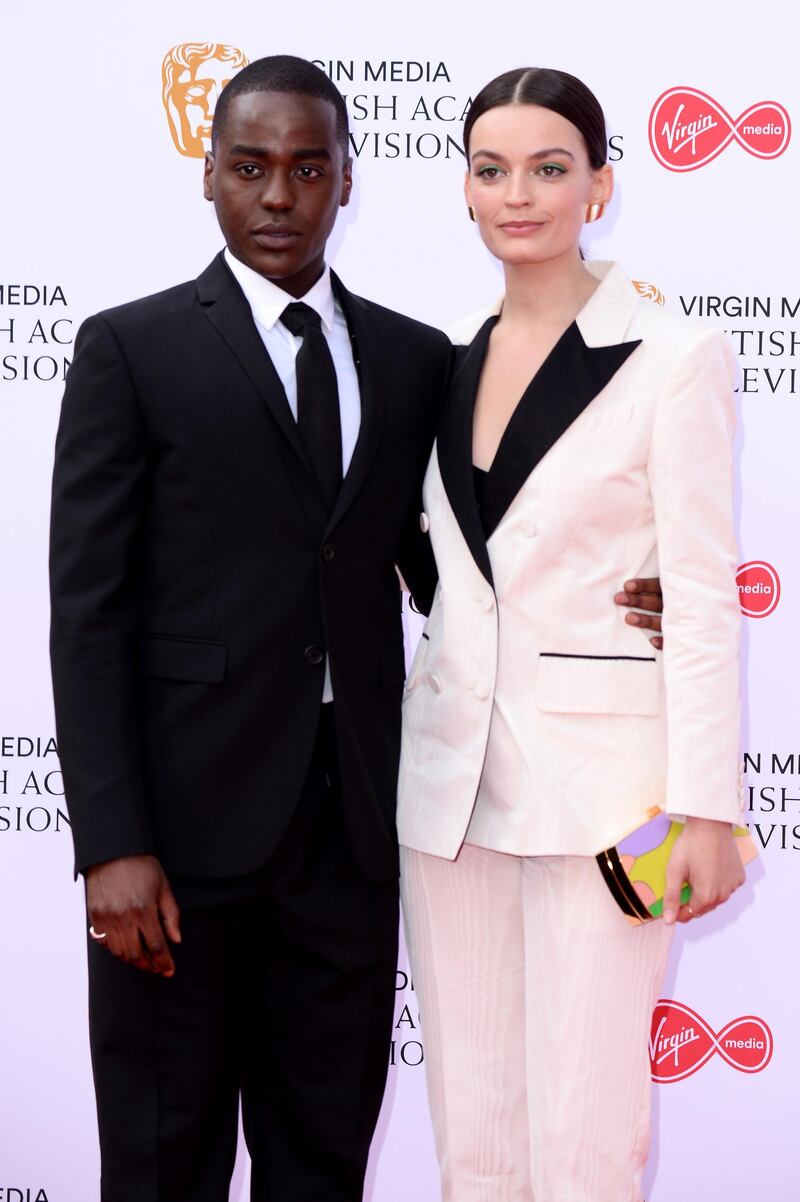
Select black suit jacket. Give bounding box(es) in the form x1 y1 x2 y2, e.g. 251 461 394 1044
49 253 449 882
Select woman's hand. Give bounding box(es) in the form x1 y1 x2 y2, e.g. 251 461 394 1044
663 817 745 925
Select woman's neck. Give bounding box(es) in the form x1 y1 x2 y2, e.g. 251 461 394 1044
500 254 600 329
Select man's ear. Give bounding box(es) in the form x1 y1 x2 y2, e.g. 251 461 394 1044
340 157 353 207
203 152 215 201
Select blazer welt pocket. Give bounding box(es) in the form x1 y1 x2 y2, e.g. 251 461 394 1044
381 645 407 689
537 652 659 716
586 403 634 432
140 635 227 684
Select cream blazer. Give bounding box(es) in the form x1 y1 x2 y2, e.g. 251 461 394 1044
397 261 743 860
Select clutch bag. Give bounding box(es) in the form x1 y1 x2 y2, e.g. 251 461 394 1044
596 806 757 925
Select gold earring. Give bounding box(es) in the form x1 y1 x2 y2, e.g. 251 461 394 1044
585 201 606 223
468 205 476 222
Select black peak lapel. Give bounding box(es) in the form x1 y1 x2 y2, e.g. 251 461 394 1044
436 317 497 587
325 273 386 533
479 323 642 538
197 254 323 504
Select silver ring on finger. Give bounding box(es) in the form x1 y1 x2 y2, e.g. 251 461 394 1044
89 925 108 941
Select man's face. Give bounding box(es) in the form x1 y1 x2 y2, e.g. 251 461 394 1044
204 91 352 298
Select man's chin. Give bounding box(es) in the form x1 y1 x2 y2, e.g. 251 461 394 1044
229 246 299 278
231 245 324 294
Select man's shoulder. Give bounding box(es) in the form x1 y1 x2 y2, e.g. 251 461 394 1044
340 284 450 353
92 277 200 337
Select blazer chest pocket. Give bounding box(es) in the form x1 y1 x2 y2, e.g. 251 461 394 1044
141 635 227 684
537 652 659 716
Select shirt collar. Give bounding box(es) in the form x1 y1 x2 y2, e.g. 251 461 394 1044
223 247 335 334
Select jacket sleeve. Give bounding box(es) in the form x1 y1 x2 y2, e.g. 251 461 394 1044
49 314 155 874
647 330 742 824
395 332 454 616
396 492 439 617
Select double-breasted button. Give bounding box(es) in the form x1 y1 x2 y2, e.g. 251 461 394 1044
472 681 490 700
322 543 336 563
521 519 537 538
419 512 430 534
428 673 443 694
304 645 324 665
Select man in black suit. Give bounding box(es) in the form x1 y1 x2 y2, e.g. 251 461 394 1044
50 55 448 1202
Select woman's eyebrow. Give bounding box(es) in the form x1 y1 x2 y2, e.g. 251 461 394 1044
471 146 575 162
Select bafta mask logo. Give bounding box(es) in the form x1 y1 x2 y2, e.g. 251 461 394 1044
162 43 250 158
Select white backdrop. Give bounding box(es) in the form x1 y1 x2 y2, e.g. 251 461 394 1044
1 2 797 1200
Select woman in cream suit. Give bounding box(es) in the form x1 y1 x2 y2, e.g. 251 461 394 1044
397 68 746 1202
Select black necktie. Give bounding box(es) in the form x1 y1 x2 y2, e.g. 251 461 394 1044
280 302 343 512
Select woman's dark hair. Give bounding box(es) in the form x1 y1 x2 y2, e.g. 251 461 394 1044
463 67 607 169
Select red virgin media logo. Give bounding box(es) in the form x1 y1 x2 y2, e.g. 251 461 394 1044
650 1000 773 1083
649 88 791 171
737 560 781 618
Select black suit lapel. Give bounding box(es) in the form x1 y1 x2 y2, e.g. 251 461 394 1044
480 323 642 538
196 254 324 506
436 317 497 587
325 272 386 534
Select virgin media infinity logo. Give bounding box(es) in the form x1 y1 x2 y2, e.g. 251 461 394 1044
737 560 781 619
650 1000 773 1083
649 87 791 171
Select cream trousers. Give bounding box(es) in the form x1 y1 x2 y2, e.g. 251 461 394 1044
400 844 673 1202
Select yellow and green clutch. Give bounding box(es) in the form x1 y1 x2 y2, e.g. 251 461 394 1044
596 807 757 925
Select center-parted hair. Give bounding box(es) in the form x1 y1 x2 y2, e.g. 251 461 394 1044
463 68 608 169
212 55 350 154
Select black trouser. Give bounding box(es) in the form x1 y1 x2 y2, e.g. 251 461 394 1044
86 707 399 1202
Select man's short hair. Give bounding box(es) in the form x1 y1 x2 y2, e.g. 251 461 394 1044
212 55 350 155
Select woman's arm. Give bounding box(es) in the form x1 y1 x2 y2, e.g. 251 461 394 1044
647 329 745 922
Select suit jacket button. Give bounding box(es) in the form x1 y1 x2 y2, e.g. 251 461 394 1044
419 512 430 534
304 645 324 665
322 543 336 563
472 681 490 700
428 673 443 694
521 519 537 538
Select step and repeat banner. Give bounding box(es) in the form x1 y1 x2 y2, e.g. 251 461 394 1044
1 2 797 1200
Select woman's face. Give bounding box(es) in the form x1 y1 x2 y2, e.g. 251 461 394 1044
465 103 612 268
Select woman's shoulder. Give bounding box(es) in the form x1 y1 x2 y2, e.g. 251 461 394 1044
619 273 728 359
619 279 736 391
630 295 726 352
445 300 502 346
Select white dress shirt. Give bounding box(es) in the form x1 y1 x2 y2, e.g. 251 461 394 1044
224 248 362 702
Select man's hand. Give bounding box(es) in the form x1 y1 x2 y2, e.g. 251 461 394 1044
662 817 746 925
614 578 664 650
86 854 181 977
